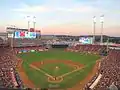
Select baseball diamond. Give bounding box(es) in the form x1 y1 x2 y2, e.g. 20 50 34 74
17 49 100 90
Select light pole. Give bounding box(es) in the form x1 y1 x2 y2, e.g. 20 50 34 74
27 16 30 31
100 15 104 45
93 16 96 44
33 16 36 30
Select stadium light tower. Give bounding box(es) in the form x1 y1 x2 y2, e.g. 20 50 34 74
100 15 104 45
93 16 96 44
33 16 36 30
27 16 30 31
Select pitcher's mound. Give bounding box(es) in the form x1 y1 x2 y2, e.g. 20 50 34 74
55 66 59 69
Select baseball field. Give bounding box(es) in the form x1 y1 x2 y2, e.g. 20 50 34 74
17 49 100 90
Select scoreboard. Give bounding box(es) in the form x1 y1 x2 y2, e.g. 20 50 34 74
14 31 36 38
6 27 41 39
79 37 93 44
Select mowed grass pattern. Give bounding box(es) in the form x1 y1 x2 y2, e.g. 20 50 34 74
17 49 100 89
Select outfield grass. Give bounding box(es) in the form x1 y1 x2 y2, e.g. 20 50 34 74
17 49 100 89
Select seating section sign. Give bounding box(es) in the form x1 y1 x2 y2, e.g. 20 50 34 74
14 31 36 38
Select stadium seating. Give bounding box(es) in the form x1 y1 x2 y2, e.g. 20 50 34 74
0 47 24 89
13 38 43 47
0 38 3 44
67 44 106 55
93 50 120 90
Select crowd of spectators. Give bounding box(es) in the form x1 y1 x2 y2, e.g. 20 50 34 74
13 38 43 47
0 44 48 89
67 44 106 55
0 38 3 45
93 50 120 90
0 46 24 89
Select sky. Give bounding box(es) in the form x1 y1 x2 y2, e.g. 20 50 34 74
0 0 120 36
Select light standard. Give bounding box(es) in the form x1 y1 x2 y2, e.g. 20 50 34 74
27 16 30 31
100 15 104 45
33 16 36 30
93 16 96 44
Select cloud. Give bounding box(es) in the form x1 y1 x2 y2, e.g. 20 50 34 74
12 6 50 13
57 6 96 13
12 4 97 13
